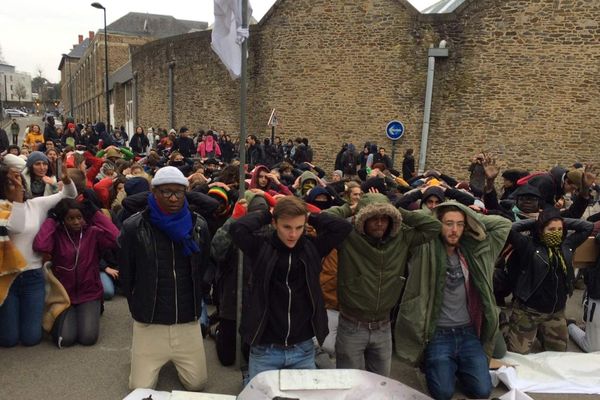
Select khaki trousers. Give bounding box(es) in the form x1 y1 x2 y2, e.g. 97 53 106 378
129 321 207 391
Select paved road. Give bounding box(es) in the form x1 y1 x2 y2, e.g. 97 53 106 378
2 114 49 147
0 288 596 400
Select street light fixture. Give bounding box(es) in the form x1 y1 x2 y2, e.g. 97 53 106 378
91 2 110 130
62 53 74 118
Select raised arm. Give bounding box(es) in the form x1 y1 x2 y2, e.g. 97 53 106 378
32 217 58 254
229 210 272 259
400 208 442 246
308 211 353 257
564 218 594 249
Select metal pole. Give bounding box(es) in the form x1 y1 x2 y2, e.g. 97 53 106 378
271 126 275 146
103 8 110 130
418 55 435 175
68 57 74 118
236 0 249 370
168 62 175 129
391 140 396 168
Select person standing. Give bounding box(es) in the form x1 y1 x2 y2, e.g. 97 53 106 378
395 202 511 400
10 119 20 145
327 193 441 377
402 148 416 181
118 166 210 391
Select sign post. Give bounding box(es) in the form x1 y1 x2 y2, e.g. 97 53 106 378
268 108 278 144
385 120 405 168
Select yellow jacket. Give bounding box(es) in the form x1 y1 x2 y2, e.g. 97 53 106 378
25 131 44 147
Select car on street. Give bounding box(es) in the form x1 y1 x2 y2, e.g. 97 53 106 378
4 108 28 117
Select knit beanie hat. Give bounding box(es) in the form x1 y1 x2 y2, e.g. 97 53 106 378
208 186 229 205
26 151 49 170
565 170 584 191
151 166 189 187
422 186 445 203
333 170 343 179
3 154 27 172
124 177 150 196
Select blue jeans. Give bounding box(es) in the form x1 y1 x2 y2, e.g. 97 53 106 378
0 269 46 347
100 272 115 300
425 325 492 400
247 338 316 384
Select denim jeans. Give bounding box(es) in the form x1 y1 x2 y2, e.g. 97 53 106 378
100 272 115 300
335 315 392 377
247 338 316 384
0 269 46 347
424 325 492 400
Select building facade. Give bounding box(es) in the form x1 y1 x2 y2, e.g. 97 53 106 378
0 64 33 106
128 0 599 178
59 13 208 128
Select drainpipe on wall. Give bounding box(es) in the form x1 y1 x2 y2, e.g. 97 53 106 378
418 40 448 175
132 71 138 128
168 61 175 129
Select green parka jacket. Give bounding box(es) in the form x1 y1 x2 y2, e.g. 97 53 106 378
326 193 441 322
394 201 511 365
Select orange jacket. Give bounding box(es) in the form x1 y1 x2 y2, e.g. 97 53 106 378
320 249 339 310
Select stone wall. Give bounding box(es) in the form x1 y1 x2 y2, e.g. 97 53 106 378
131 0 600 179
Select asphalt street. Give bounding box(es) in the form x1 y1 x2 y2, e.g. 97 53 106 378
0 288 596 400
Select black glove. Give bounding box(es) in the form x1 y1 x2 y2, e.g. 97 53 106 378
47 208 59 221
81 198 100 221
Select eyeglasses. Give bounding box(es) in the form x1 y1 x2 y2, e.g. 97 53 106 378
158 189 186 199
442 221 465 229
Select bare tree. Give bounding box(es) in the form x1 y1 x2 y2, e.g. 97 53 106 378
14 81 27 103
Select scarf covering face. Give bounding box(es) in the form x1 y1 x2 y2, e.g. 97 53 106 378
542 230 567 274
0 200 28 305
147 195 200 256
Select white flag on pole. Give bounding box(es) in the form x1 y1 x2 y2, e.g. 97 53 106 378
211 0 252 79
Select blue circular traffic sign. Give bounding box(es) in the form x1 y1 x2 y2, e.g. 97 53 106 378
386 120 405 141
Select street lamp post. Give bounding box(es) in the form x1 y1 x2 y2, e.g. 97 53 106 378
62 54 74 119
91 2 110 130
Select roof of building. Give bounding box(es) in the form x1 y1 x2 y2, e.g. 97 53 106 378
421 0 465 13
105 12 208 38
108 62 133 88
67 37 90 58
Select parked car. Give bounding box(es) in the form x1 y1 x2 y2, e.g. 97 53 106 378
4 108 28 117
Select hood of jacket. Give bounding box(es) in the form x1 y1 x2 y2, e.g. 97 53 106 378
250 165 270 189
354 193 402 238
433 200 486 242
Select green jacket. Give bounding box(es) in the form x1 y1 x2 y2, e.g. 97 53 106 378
326 193 441 321
394 202 511 365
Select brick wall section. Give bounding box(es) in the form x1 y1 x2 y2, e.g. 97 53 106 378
422 0 600 178
131 0 600 179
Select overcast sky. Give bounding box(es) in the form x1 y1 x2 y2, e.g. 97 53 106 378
0 0 438 83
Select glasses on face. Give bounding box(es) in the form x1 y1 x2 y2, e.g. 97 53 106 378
442 221 465 229
158 189 186 199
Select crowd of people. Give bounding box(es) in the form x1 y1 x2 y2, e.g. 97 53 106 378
0 117 599 400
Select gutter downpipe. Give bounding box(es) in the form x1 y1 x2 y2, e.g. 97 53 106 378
168 61 175 129
418 40 448 175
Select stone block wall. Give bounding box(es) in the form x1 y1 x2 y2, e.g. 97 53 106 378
131 0 600 179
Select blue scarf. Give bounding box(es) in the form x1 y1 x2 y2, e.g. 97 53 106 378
147 195 200 256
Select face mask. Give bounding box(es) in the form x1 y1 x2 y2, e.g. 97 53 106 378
171 160 184 166
302 181 316 195
313 200 332 210
542 230 563 247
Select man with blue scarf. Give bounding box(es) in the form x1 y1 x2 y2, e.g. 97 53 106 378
119 166 211 391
